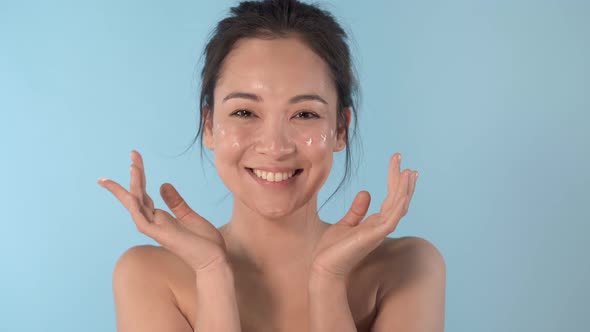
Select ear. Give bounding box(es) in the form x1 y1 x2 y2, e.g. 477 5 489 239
333 107 351 152
202 105 215 151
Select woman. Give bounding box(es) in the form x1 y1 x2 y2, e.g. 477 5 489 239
98 0 446 331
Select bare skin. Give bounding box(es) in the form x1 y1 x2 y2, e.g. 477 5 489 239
136 234 415 332
104 34 443 332
193 36 418 330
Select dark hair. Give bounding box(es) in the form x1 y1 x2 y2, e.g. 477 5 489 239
181 0 361 211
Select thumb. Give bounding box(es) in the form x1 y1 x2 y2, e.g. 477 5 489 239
337 191 371 227
160 183 202 222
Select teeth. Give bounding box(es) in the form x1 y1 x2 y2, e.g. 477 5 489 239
253 169 296 182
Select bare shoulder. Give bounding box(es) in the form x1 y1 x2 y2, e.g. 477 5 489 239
112 245 196 331
113 244 197 303
376 236 446 295
114 244 195 285
380 236 444 262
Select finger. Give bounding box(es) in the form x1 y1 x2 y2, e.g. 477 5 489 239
160 183 204 223
395 169 410 207
131 150 147 192
381 169 410 215
130 164 143 201
387 153 401 194
380 194 408 233
402 171 418 215
380 192 394 214
145 193 155 212
98 178 132 209
131 150 155 209
98 178 155 232
381 154 401 212
337 191 371 227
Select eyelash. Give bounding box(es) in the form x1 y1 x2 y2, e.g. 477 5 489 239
230 109 320 119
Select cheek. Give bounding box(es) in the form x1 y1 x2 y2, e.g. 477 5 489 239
212 120 338 155
213 123 251 152
290 122 336 153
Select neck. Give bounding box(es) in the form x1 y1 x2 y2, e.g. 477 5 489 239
219 195 329 276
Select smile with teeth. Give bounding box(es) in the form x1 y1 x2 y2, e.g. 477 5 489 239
248 168 302 182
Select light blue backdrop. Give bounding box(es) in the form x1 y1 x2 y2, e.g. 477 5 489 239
1 0 588 331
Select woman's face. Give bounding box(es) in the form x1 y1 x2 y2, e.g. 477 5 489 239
203 36 348 219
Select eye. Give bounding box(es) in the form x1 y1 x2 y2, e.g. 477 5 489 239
230 109 254 118
293 111 320 119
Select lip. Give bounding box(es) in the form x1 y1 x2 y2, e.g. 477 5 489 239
247 166 300 173
245 167 303 188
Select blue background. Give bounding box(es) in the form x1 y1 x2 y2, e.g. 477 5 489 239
1 0 588 331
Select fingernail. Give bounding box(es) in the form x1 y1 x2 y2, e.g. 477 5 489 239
397 154 401 162
415 172 419 179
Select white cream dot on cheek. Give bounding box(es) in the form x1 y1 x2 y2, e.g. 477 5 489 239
291 125 331 149
212 123 245 149
302 135 332 150
213 123 226 137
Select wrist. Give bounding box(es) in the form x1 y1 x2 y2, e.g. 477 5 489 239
195 261 235 294
193 256 232 277
309 264 347 283
193 257 241 332
309 271 348 294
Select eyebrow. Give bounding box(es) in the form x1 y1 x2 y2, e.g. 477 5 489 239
222 92 328 105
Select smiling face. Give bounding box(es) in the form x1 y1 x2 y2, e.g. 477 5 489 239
203 36 349 219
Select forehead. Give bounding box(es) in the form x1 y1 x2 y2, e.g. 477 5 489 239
215 36 336 104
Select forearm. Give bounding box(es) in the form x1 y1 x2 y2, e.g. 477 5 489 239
308 274 357 332
194 262 241 332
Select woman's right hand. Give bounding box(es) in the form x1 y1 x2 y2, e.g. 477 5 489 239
97 150 228 273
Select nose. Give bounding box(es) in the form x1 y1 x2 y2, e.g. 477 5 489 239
254 120 296 158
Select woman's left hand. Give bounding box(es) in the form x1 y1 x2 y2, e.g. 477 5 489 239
310 153 418 281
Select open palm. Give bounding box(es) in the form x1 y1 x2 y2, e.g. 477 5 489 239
98 150 228 272
310 153 418 280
